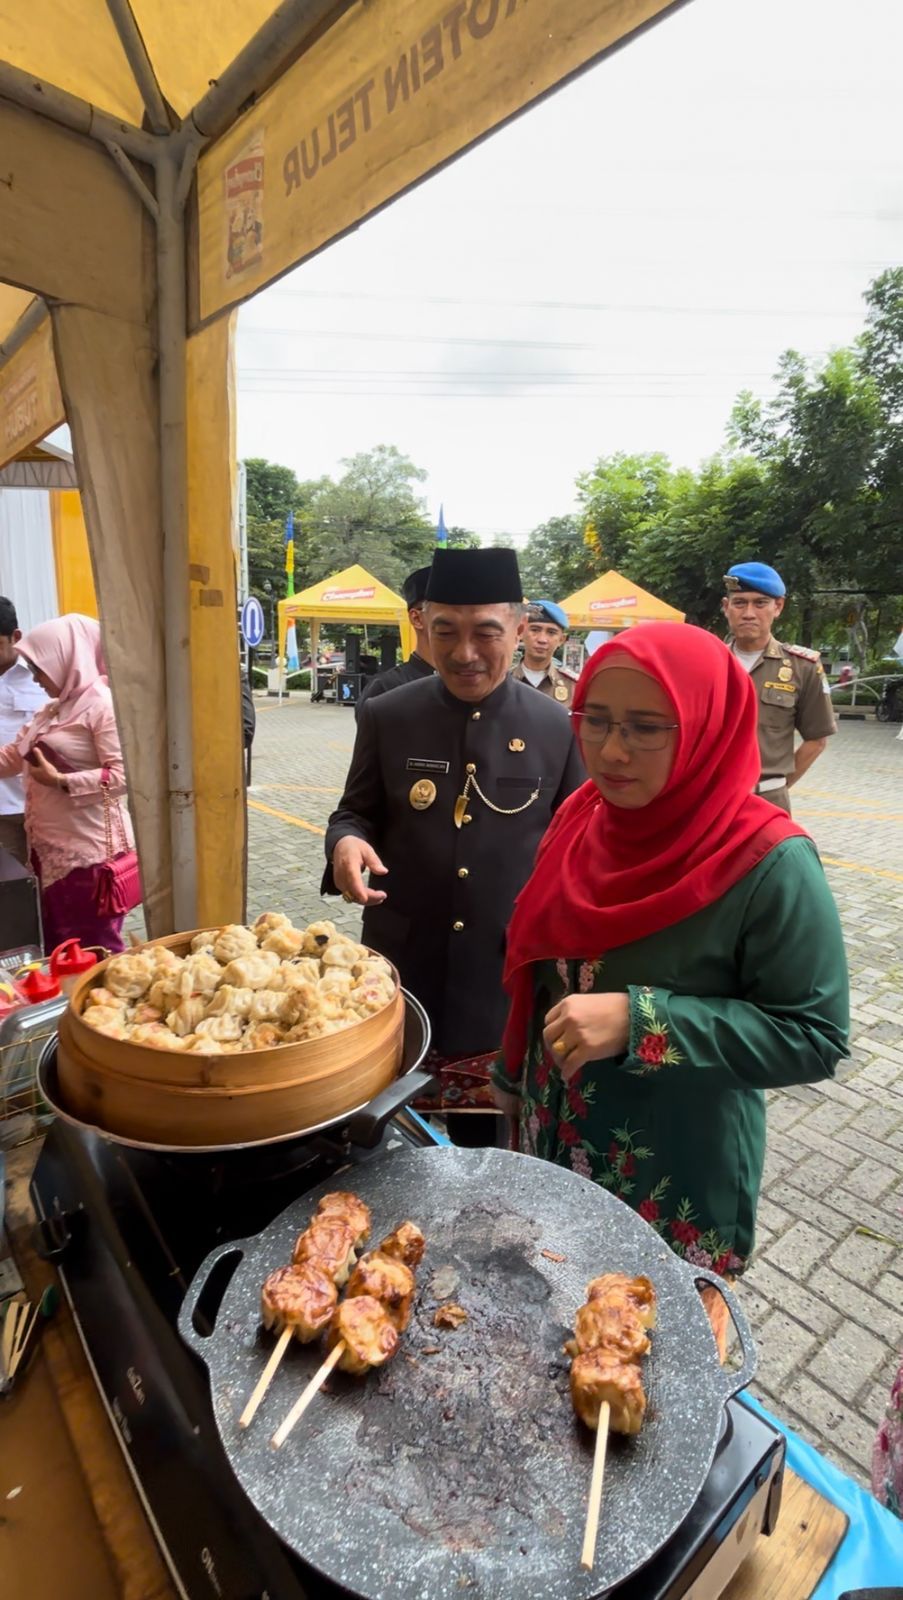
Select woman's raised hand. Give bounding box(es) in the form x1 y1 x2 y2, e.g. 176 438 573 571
543 994 630 1080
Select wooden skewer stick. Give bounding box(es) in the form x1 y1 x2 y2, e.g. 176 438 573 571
580 1400 611 1571
271 1342 344 1449
9 1301 40 1379
239 1326 293 1429
2 1300 23 1376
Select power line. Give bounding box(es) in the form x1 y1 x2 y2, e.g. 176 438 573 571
257 288 881 319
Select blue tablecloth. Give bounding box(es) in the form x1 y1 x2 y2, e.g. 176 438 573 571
743 1393 903 1596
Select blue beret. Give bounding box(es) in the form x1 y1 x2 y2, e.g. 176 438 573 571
526 598 569 630
724 562 785 599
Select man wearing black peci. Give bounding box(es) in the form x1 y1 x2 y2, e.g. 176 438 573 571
323 548 584 1137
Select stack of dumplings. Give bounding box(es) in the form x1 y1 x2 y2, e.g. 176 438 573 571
79 916 397 1054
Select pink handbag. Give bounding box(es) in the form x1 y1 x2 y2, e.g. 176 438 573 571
96 783 142 917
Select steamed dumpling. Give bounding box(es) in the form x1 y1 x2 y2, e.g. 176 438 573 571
321 939 368 970
299 920 338 955
280 959 322 990
194 1014 243 1043
242 1022 285 1050
261 926 307 959
220 951 281 990
184 951 224 996
213 924 259 964
252 912 292 940
129 1023 190 1051
319 968 354 995
247 988 287 1022
105 952 157 1000
167 997 207 1037
205 984 254 1019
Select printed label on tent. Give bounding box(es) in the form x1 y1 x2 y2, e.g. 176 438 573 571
224 134 265 280
195 0 674 324
590 596 638 611
321 586 376 602
0 318 64 469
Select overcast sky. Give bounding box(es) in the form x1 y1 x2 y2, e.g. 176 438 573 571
237 0 903 541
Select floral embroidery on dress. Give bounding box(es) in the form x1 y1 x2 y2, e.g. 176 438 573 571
632 987 683 1071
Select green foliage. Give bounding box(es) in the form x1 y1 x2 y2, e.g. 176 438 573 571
515 269 903 644
244 270 902 653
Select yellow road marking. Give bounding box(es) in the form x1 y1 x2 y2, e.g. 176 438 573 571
821 855 903 884
247 798 325 836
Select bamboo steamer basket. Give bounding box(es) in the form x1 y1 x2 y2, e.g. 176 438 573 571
57 930 405 1147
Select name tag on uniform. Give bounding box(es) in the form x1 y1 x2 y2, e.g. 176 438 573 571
763 681 795 693
406 758 450 774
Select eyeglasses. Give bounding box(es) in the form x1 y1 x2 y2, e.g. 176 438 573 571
571 712 678 751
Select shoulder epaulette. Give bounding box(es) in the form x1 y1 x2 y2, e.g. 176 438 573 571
557 665 580 682
784 643 822 663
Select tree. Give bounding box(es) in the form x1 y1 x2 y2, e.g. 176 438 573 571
243 458 312 630
299 445 434 591
518 515 584 597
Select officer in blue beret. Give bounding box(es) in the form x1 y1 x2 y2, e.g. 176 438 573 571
511 598 576 708
723 562 835 814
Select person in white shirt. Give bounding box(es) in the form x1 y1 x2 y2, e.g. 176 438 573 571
0 597 47 865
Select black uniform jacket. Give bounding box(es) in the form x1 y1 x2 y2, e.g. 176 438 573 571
324 674 585 1055
355 650 433 721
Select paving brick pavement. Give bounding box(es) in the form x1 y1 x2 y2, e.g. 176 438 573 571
245 698 902 1486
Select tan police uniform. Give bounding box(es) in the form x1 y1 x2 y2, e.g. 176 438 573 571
510 659 576 708
731 637 836 814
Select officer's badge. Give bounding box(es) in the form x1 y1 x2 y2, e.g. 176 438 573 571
554 684 569 702
409 779 436 811
778 666 793 682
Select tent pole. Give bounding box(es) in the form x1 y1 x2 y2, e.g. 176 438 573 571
0 297 48 370
156 149 198 927
104 0 172 134
178 0 349 147
0 59 158 162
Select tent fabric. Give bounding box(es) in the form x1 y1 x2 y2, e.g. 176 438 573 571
0 0 282 124
0 286 36 349
186 314 245 926
277 563 415 668
561 568 685 629
51 300 174 937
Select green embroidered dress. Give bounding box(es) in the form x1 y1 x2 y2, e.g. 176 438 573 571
492 837 849 1275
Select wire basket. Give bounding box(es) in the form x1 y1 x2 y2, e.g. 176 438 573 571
0 991 68 1150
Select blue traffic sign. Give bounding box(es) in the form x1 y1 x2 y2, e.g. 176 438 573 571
241 596 265 648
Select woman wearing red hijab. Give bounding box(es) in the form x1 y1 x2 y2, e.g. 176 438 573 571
494 624 849 1286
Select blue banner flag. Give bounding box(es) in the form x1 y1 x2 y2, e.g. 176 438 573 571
436 504 448 547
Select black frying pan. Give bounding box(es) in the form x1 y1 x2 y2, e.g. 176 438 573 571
179 1145 756 1599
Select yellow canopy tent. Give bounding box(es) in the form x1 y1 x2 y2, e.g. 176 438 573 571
561 569 685 630
0 0 682 934
277 564 414 697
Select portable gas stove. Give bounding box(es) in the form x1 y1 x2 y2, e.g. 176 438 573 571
31 1117 784 1600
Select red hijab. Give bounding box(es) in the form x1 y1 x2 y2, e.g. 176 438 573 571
500 623 805 1074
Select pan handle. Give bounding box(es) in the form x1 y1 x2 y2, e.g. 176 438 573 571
344 1066 438 1147
692 1267 758 1399
177 1238 249 1362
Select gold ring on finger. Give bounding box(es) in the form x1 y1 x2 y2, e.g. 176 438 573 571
342 892 355 904
552 1038 567 1056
